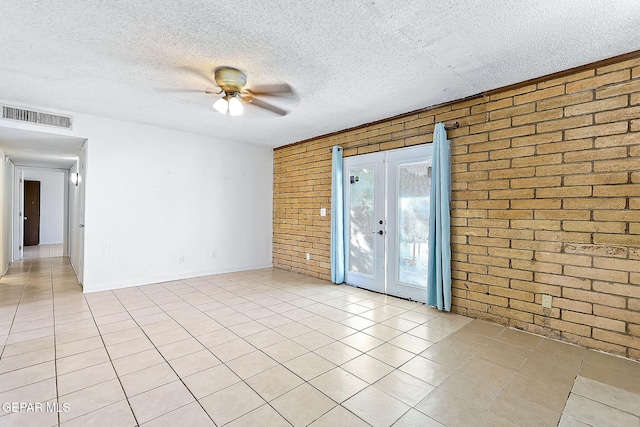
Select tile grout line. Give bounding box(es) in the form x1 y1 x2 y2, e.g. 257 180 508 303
81 290 141 427
0 259 31 361
109 283 219 426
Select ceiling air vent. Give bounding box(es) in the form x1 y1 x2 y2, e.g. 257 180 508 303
2 105 72 129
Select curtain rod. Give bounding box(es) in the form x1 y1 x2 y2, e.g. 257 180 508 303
330 121 460 152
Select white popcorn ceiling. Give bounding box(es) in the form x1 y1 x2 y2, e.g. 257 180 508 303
0 0 639 156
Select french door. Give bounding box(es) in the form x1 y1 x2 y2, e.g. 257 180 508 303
343 145 432 302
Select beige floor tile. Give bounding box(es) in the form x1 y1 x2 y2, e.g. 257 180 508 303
506 372 573 413
141 402 215 427
271 383 336 426
292 330 335 351
197 328 240 348
398 355 453 387
147 327 192 347
362 323 404 341
388 333 433 354
374 370 435 406
489 390 561 427
157 337 206 360
341 315 378 330
262 338 309 363
459 357 515 388
367 343 414 367
60 399 136 427
272 321 312 338
314 341 362 365
58 362 117 396
309 405 370 427
0 361 55 394
5 326 54 345
476 411 518 427
2 336 54 358
199 381 265 426
420 342 472 370
0 377 57 407
0 400 58 427
341 331 385 353
562 393 638 426
55 326 100 345
580 360 640 394
120 362 178 397
571 376 640 416
284 352 336 381
0 347 54 374
168 349 220 377
393 408 445 427
439 371 501 409
225 403 290 427
244 329 287 349
226 350 279 379
415 388 484 427
101 327 146 346
343 385 410 427
111 349 165 377
342 354 394 384
106 336 154 360
310 367 368 403
59 378 127 423
128 380 195 424
245 365 304 401
209 338 257 362
182 363 241 399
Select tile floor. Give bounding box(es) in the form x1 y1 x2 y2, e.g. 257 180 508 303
23 244 63 260
0 257 639 426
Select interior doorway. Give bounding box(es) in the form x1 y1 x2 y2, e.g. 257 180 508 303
23 180 41 246
343 145 432 303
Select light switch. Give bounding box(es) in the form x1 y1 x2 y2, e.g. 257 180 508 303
320 208 327 216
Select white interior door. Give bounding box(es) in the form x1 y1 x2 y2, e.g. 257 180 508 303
344 145 431 302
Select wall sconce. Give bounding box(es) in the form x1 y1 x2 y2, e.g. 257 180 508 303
70 172 79 186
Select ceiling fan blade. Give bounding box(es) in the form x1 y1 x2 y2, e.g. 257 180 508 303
247 83 293 96
154 88 220 94
178 66 219 87
247 97 288 116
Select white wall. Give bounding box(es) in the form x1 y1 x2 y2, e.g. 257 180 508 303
0 149 14 275
22 168 65 244
0 101 274 292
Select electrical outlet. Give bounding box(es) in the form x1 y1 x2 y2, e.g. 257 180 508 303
320 208 326 216
306 253 311 260
208 251 215 259
541 294 552 308
177 255 184 264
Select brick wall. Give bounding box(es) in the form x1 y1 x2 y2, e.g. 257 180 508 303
273 54 640 359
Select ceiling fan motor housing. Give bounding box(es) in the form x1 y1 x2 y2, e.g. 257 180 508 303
214 67 247 93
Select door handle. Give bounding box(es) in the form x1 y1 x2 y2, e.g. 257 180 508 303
373 230 384 235
24 217 27 220
79 224 85 228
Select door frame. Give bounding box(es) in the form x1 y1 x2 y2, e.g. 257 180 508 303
343 145 431 302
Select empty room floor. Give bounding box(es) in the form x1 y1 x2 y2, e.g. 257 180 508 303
0 258 639 427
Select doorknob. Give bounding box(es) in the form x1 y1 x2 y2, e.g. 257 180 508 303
24 217 27 220
79 224 85 228
373 230 384 235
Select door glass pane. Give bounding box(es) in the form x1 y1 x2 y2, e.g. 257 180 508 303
397 161 430 287
349 167 375 275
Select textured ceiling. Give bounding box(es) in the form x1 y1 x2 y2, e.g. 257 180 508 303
0 0 639 154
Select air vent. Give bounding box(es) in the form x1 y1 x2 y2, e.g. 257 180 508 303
2 105 72 129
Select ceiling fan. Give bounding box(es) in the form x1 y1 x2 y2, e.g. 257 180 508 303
169 66 293 117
